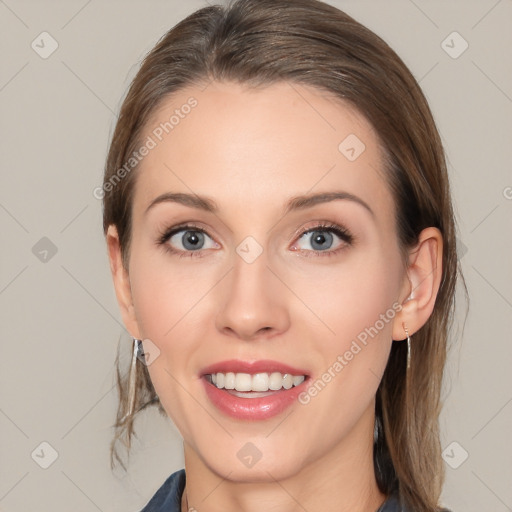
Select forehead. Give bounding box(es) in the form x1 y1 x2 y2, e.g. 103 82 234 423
132 80 392 223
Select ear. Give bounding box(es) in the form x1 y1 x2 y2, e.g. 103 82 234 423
392 227 443 340
106 224 142 339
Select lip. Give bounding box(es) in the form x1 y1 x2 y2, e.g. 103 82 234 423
200 359 310 377
200 359 311 421
202 376 310 421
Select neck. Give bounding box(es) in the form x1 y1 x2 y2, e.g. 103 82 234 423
181 405 386 512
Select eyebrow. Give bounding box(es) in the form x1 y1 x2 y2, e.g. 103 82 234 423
144 191 374 217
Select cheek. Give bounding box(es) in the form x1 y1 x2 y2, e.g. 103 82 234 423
130 235 402 367
290 250 400 400
127 248 219 429
129 246 213 339
290 254 401 440
129 260 203 434
289 247 402 346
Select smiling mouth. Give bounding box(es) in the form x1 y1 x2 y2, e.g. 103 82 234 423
204 371 307 398
201 367 311 420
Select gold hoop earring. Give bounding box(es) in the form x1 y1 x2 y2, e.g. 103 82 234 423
402 323 411 370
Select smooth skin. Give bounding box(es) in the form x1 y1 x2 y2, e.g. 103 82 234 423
107 81 443 512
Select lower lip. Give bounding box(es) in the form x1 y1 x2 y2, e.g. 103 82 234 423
201 376 309 421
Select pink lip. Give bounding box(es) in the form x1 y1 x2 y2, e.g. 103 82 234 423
200 359 310 377
200 359 311 421
201 377 309 421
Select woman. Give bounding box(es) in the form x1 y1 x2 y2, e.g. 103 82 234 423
102 0 461 510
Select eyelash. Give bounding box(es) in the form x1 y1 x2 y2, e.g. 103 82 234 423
156 222 354 259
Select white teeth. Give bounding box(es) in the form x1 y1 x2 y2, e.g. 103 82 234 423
235 373 252 391
211 371 305 392
269 372 283 390
252 373 269 392
292 375 304 386
282 373 293 390
224 372 236 389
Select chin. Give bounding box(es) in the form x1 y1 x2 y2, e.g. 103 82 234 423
194 436 307 482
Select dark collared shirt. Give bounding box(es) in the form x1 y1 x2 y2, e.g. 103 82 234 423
139 469 449 512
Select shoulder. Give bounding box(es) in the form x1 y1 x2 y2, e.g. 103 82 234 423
139 468 186 512
377 494 452 512
377 494 401 512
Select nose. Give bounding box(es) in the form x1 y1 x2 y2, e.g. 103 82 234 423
215 248 290 342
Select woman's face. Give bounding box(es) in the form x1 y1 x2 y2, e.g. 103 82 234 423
113 81 410 481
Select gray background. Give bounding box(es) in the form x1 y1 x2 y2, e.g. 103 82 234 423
1 0 511 511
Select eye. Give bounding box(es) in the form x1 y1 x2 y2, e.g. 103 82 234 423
291 222 353 256
157 221 354 259
157 223 219 258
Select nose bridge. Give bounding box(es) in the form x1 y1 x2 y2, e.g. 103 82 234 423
215 239 290 340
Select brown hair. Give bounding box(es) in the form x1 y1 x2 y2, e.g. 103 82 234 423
102 0 463 509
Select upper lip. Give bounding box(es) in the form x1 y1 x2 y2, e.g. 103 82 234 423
200 359 310 377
